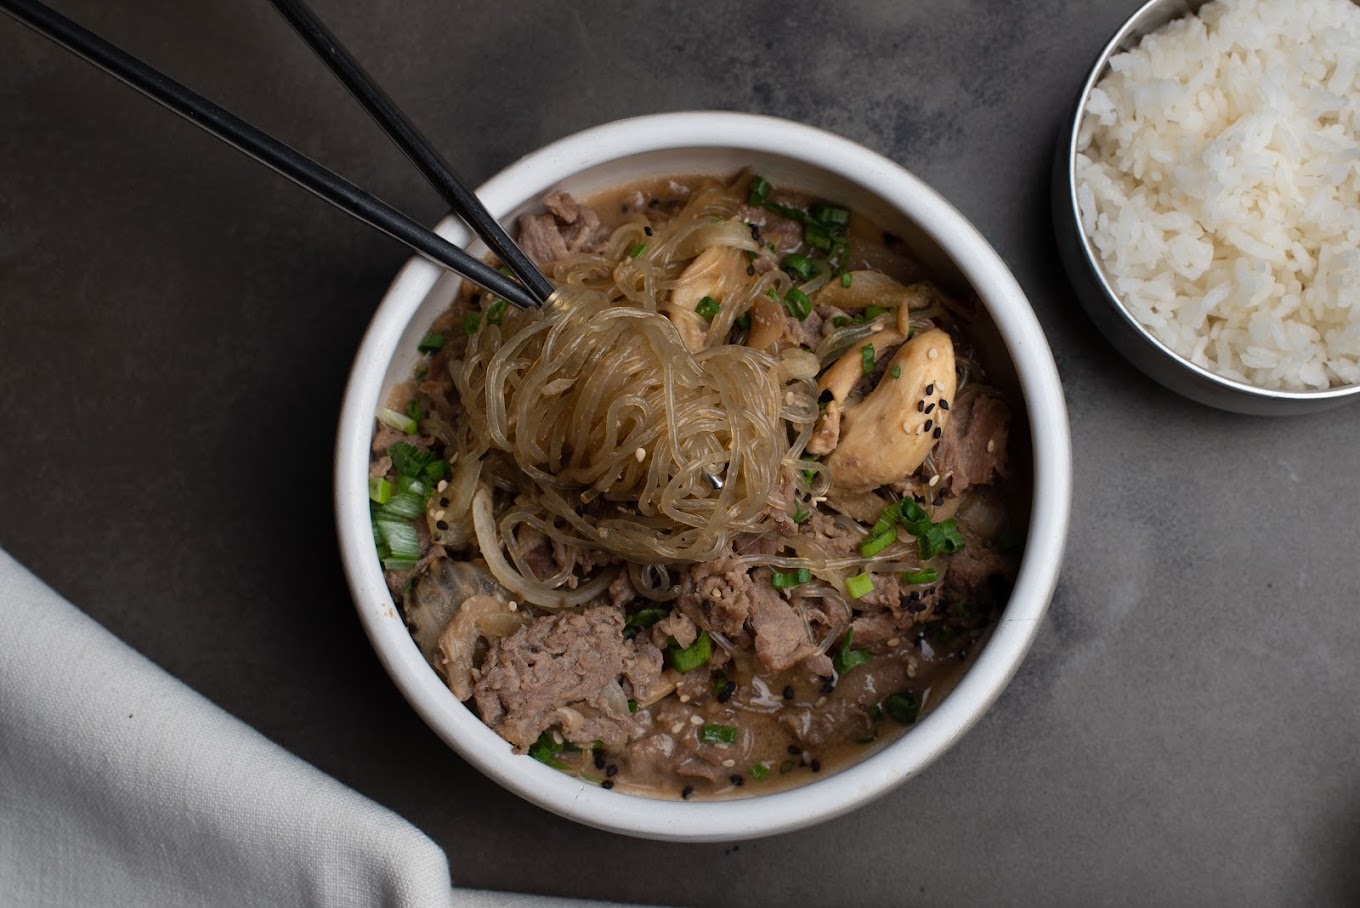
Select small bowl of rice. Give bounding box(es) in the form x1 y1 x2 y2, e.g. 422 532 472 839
1054 0 1360 414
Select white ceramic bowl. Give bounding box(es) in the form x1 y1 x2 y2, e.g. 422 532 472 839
335 111 1072 842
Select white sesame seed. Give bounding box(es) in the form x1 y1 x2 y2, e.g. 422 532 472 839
679 694 691 703
634 447 646 462
671 723 684 735
887 637 901 647
928 347 939 360
434 509 447 521
689 715 704 725
436 480 449 492
928 474 940 487
721 759 736 768
508 601 518 612
987 439 996 453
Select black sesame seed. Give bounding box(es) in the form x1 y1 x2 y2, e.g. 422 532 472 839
788 744 801 755
593 750 606 770
932 497 943 507
731 775 744 786
606 764 619 778
933 426 942 438
821 679 835 695
602 780 615 790
925 383 934 395
681 785 695 800
702 601 712 614
435 520 449 531
924 403 935 414
783 685 795 700
916 400 924 412
810 759 822 773
939 398 950 411
644 226 653 236
924 419 933 432
957 650 969 661
439 497 450 507
746 265 755 276
648 198 660 208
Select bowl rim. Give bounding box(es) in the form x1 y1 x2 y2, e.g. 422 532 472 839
1058 0 1360 407
335 110 1072 841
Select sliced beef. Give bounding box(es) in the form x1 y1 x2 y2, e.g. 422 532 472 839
777 307 824 352
607 571 637 609
748 581 817 672
516 191 607 267
623 636 666 705
675 551 759 637
942 538 1018 608
472 605 635 750
932 387 1010 496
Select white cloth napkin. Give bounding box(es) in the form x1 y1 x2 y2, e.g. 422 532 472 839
0 550 632 907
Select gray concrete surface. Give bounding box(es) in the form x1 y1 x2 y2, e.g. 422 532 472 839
2 1 1357 905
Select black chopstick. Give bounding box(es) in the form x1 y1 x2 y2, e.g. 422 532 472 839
0 0 541 312
267 0 555 307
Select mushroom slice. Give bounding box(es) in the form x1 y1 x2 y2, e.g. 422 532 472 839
745 291 786 351
667 246 747 352
816 327 905 404
806 399 841 456
825 328 956 493
436 594 531 701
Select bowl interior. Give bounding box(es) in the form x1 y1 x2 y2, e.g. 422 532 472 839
338 113 1071 841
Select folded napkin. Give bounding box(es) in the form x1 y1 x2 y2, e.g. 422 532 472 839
0 550 632 907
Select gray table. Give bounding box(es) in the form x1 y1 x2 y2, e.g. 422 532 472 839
4 2 1357 905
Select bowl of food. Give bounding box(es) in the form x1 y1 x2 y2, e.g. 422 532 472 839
1054 0 1360 415
336 111 1070 841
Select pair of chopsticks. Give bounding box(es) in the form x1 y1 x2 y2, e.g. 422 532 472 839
1 0 552 313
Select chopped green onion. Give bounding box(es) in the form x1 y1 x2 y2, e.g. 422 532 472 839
623 607 669 640
374 516 420 557
699 724 737 745
840 272 853 288
917 518 966 560
423 459 449 484
792 508 810 524
902 567 939 585
735 311 751 330
810 203 850 226
833 629 872 675
376 407 418 435
417 332 445 353
951 600 974 621
858 530 896 559
379 490 424 521
779 758 797 774
628 242 648 259
861 345 875 375
667 631 712 673
462 312 481 335
845 572 874 599
368 477 392 505
771 568 811 590
388 442 438 479
382 555 419 571
899 498 930 529
627 699 638 714
784 287 812 321
831 316 855 328
804 222 833 251
864 305 888 320
890 364 902 379
405 399 423 424
695 295 721 320
486 298 509 325
749 762 770 780
884 692 919 725
748 175 772 205
528 731 570 770
781 253 820 282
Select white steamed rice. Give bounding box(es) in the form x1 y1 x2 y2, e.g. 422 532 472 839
1076 0 1360 391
